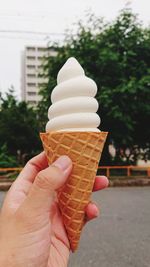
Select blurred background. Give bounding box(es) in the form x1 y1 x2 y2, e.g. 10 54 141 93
0 0 150 266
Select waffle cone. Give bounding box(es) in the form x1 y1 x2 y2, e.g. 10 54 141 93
40 131 107 251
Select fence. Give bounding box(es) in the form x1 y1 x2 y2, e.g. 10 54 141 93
0 166 150 179
0 168 22 172
98 166 150 177
0 168 22 179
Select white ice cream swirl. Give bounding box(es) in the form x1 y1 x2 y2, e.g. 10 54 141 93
46 57 100 132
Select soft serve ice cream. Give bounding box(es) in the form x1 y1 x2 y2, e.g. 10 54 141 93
46 57 100 132
41 57 108 251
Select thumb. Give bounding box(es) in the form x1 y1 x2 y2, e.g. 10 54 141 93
20 156 72 216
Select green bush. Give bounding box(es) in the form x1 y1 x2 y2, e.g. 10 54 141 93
0 144 18 168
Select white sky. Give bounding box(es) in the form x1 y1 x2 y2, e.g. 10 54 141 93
0 0 150 99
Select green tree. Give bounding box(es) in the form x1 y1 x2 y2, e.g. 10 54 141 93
38 9 150 165
0 88 41 164
0 144 18 168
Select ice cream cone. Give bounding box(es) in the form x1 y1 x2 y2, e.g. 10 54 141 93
40 131 107 252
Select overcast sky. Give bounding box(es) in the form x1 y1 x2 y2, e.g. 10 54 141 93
0 0 150 99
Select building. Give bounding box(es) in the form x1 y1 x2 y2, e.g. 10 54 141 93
21 46 57 107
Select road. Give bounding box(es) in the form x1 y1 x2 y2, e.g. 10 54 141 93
0 187 150 267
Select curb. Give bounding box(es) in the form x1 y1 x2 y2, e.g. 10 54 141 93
0 177 150 191
109 178 150 187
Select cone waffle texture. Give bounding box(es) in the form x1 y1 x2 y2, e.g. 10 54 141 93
40 131 107 251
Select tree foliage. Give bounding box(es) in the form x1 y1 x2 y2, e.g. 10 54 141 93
0 88 41 165
0 144 18 168
38 9 150 165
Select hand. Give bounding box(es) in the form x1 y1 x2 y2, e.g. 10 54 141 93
0 152 109 267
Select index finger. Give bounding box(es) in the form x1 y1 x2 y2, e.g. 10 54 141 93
18 151 48 183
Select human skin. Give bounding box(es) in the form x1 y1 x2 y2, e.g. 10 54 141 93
0 152 109 267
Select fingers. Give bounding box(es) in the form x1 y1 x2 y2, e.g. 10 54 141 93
18 151 48 183
85 202 99 223
85 176 109 223
19 156 72 216
2 152 49 215
93 176 109 192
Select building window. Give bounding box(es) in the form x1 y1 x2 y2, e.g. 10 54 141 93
27 56 36 60
27 92 36 96
27 65 36 69
38 82 46 87
27 74 36 78
37 47 47 52
38 56 44 60
27 83 36 87
38 73 43 78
